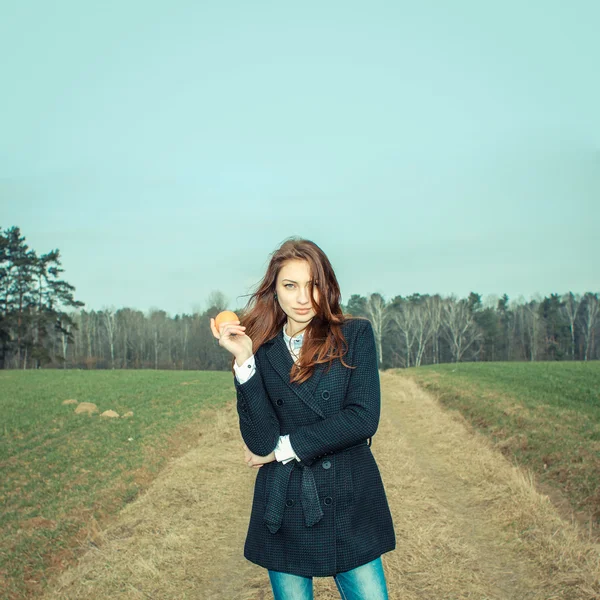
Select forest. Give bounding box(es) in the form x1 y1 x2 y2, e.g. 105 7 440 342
1 225 598 370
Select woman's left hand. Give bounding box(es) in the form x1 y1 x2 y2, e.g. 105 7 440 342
243 443 276 468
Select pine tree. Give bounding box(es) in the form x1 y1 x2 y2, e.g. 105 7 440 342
0 226 84 368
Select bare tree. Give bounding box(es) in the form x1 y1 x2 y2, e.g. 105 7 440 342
424 295 443 364
207 290 228 312
181 316 190 370
441 297 482 363
514 298 544 361
102 307 117 369
506 297 518 361
386 295 434 368
363 293 387 368
387 301 416 368
115 308 134 369
60 318 71 368
148 309 169 369
562 292 581 360
85 311 95 364
412 301 435 367
579 293 599 361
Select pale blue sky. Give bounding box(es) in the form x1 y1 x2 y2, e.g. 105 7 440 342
1 1 598 315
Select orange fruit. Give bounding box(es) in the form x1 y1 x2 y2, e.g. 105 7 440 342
214 310 240 332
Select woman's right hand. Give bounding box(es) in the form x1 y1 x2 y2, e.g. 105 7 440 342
209 317 253 364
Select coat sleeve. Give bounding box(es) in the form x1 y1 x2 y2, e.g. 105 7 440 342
288 319 380 466
234 352 281 456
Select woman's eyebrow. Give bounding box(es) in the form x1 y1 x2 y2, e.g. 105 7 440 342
282 279 313 284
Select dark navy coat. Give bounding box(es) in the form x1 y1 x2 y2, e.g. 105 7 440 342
234 317 396 577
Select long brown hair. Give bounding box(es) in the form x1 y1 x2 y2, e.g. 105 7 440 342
232 237 359 384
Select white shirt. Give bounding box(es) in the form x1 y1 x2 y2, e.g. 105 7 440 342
234 324 304 464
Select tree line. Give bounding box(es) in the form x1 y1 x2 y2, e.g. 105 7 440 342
347 291 599 368
1 225 598 369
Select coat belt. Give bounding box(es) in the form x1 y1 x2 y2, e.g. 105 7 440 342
263 439 370 534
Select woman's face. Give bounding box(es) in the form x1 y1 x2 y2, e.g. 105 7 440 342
275 259 320 332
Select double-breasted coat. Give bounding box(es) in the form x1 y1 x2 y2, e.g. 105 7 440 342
234 316 396 577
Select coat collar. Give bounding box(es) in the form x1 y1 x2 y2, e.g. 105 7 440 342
264 327 326 418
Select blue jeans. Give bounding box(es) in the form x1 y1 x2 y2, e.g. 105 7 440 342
268 556 389 600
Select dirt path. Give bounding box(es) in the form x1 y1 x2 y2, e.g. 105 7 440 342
43 373 600 599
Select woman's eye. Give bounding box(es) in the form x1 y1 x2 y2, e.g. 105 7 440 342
283 282 317 289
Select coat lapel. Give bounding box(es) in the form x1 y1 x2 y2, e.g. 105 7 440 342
265 328 326 419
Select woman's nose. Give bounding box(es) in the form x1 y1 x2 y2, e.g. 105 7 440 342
297 288 309 303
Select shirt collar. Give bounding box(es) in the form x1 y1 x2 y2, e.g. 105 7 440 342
282 324 304 346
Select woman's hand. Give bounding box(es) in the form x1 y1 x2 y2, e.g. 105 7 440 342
242 443 276 468
209 317 253 364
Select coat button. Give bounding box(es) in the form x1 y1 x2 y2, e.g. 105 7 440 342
322 460 331 469
324 496 333 505
321 390 330 400
285 499 295 507
276 399 284 406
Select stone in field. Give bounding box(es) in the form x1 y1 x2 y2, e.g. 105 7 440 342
62 399 78 405
121 411 134 418
100 410 120 418
74 402 98 415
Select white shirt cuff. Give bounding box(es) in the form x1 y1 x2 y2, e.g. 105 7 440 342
274 434 299 464
234 354 256 384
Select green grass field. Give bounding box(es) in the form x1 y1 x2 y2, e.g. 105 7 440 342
396 361 600 529
0 369 234 599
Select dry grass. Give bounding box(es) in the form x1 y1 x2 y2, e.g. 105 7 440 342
377 373 600 600
40 373 600 600
42 402 265 599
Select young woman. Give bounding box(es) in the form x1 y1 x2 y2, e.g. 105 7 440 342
210 237 396 600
